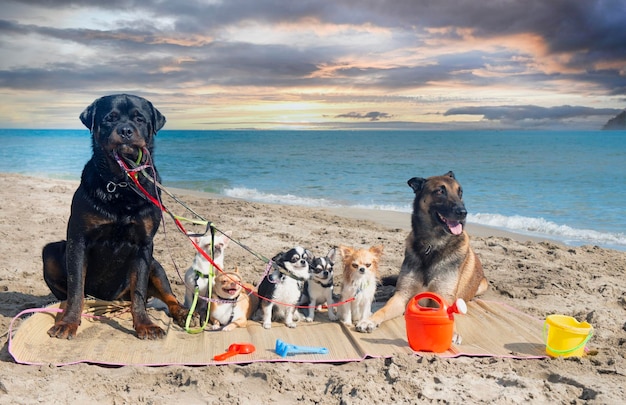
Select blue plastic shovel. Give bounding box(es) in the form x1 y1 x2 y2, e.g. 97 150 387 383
275 339 328 357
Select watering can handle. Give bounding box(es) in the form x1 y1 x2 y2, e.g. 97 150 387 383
412 292 445 310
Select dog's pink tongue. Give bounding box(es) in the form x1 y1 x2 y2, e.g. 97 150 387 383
447 220 463 235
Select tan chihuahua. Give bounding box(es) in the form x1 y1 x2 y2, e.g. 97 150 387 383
338 245 384 326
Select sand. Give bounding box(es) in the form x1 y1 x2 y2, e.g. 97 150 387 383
1 173 624 404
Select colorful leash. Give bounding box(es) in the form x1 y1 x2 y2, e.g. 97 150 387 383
114 148 356 330
114 149 221 333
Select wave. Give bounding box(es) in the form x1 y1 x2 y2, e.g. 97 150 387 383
468 213 626 249
224 187 340 207
224 187 413 212
223 187 626 250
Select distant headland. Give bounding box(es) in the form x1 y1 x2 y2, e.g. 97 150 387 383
603 110 626 130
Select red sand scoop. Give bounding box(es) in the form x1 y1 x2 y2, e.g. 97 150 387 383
213 343 256 361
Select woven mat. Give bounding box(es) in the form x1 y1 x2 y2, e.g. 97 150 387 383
8 299 547 366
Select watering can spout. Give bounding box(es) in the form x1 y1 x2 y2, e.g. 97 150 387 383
447 298 467 317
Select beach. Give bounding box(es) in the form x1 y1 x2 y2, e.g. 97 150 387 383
1 172 625 403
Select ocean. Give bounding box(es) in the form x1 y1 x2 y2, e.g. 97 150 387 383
1 129 624 251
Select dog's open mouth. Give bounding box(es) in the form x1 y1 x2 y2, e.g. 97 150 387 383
437 212 463 235
222 288 239 296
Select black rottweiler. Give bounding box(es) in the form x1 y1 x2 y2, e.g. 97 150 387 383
42 94 191 339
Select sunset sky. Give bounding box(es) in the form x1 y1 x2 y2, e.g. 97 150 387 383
1 0 625 130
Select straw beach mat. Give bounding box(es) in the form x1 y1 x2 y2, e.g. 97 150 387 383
8 299 547 366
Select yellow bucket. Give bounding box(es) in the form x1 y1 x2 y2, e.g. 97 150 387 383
543 315 593 357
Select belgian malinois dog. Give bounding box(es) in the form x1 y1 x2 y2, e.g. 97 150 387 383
356 171 488 333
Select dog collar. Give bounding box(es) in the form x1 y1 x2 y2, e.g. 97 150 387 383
210 295 240 304
194 270 211 280
312 279 334 289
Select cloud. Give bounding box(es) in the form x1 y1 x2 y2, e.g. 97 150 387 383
335 111 392 121
444 105 622 122
0 0 625 129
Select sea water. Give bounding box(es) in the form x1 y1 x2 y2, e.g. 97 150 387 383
1 129 624 250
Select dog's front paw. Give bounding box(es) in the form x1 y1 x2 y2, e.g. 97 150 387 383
262 321 272 329
355 319 378 333
47 321 80 340
327 311 338 322
171 306 199 328
286 322 297 328
136 324 167 340
304 317 314 322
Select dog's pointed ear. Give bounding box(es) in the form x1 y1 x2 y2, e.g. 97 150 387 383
79 98 100 131
327 247 337 264
338 246 353 262
370 245 384 258
305 249 314 264
147 101 166 134
271 252 284 262
445 171 455 179
407 177 426 193
219 231 232 247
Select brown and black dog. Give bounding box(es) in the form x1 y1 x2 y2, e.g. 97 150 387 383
356 171 488 333
42 94 192 340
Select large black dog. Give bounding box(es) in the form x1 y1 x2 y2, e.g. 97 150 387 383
43 94 191 339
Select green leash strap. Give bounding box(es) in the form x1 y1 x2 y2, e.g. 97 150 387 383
184 225 217 333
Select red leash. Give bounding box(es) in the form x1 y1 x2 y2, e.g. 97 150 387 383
114 148 355 311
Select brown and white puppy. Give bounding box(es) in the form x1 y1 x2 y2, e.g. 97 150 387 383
338 245 384 326
356 172 487 334
209 268 258 331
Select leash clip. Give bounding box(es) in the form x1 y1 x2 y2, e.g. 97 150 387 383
106 181 128 193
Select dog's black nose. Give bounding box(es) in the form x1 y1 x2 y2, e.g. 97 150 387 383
455 205 467 220
117 126 134 139
359 267 365 274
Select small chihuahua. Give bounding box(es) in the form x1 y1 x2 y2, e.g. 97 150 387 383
338 245 384 326
183 231 231 319
257 247 311 329
209 268 258 331
301 248 337 322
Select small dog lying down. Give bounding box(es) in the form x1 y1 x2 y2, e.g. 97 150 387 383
209 268 258 331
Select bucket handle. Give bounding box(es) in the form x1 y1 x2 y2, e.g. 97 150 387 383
543 322 594 355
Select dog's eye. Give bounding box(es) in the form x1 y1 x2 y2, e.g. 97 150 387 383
351 263 358 269
290 256 300 263
105 112 119 123
366 263 371 268
130 110 145 123
435 186 446 196
458 188 463 198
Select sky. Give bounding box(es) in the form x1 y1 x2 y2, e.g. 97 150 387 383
1 0 625 130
